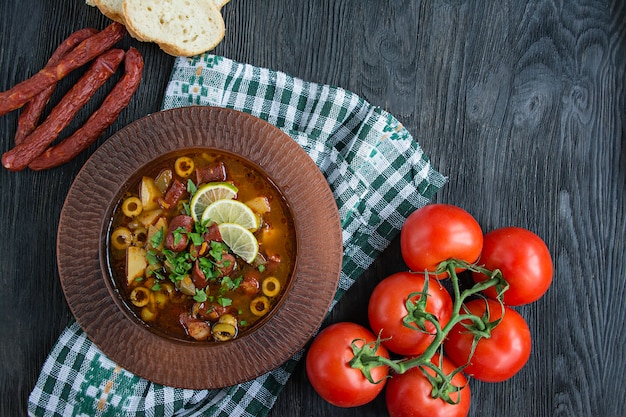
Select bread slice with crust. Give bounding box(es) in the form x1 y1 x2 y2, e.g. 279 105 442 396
93 0 126 24
123 0 226 56
213 0 231 9
88 0 230 21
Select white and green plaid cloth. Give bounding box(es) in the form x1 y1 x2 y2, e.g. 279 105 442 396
28 54 446 417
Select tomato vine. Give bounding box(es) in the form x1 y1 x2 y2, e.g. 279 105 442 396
349 258 509 403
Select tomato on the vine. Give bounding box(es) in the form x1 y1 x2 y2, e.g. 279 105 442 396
444 298 532 382
385 353 471 417
400 204 483 277
305 322 389 407
472 227 552 306
368 271 453 356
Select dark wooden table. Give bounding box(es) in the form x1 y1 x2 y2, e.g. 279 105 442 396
1 1 624 416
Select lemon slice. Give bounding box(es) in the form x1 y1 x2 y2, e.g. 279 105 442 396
202 199 259 230
218 223 259 264
189 182 238 222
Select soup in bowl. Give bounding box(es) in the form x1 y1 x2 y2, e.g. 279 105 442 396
57 107 342 388
106 149 297 342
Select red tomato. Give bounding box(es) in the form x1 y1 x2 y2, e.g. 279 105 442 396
400 204 483 277
368 271 453 356
305 322 389 407
444 298 532 382
473 227 553 305
385 354 471 417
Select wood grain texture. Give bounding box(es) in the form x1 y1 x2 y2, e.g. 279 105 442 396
1 0 624 416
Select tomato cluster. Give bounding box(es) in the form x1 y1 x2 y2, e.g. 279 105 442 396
305 204 553 416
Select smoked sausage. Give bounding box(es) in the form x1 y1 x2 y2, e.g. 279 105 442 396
29 48 144 170
14 28 99 145
165 215 194 252
0 22 126 116
195 161 227 184
2 48 125 171
162 178 188 208
191 260 209 289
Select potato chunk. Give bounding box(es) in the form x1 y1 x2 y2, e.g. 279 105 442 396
126 246 147 284
136 208 164 228
147 217 168 250
140 176 162 211
245 196 271 214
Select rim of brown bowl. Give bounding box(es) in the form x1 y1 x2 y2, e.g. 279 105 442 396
57 106 343 389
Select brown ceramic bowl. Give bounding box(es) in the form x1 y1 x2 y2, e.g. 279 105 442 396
57 106 342 389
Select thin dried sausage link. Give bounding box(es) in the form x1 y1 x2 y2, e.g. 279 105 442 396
2 49 125 171
0 22 126 117
14 28 99 145
29 48 144 171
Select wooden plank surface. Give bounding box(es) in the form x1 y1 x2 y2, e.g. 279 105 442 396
1 1 624 416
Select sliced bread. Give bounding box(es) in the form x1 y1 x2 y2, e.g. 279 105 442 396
213 0 231 9
88 0 230 11
123 0 225 56
91 0 229 24
93 0 126 24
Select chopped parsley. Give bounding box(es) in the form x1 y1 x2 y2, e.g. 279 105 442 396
193 288 208 303
187 179 198 197
218 297 232 307
189 231 204 247
221 275 242 292
146 249 160 266
209 241 226 260
172 226 188 246
150 227 164 248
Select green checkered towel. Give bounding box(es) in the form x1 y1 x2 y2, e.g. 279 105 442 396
28 54 446 417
